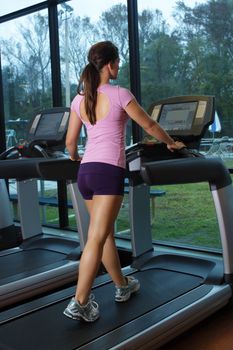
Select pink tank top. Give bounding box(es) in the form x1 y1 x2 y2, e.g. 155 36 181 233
71 83 134 168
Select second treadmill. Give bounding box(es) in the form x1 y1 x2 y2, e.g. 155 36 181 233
0 108 89 308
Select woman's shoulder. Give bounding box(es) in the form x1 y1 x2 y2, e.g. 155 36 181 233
71 93 84 106
72 92 84 102
101 84 130 93
70 93 84 113
99 84 134 108
101 84 133 99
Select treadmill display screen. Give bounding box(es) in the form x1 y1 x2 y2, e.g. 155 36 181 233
34 113 64 137
159 101 198 131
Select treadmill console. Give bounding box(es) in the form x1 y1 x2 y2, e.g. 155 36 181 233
0 107 70 160
27 107 70 148
127 95 215 171
149 95 214 142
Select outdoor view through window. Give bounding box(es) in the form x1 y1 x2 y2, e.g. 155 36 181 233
1 0 232 250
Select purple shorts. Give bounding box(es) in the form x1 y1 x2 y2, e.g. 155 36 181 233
77 162 125 200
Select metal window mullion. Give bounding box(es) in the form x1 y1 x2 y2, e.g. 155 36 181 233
127 0 142 143
48 2 63 107
48 2 68 228
0 53 6 154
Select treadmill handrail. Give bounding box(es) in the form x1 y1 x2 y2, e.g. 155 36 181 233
140 158 231 190
36 158 79 180
0 158 79 181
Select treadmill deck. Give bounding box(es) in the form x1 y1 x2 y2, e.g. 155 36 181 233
0 268 214 350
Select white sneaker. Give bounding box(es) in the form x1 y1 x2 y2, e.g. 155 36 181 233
115 276 140 302
63 294 99 322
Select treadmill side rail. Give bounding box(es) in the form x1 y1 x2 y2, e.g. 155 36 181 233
129 184 153 257
17 179 42 239
212 184 233 279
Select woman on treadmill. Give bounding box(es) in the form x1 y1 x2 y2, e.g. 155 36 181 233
64 41 184 322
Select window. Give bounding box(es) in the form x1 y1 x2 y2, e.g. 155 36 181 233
137 0 233 249
138 0 233 141
0 9 60 227
0 10 52 144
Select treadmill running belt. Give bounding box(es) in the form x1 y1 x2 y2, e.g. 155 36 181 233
0 269 203 350
0 250 66 282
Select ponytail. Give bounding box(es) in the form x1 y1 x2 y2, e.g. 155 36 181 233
77 41 119 125
77 63 100 125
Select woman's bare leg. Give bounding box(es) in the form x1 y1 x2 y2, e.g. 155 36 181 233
85 200 126 286
101 229 127 286
75 195 123 305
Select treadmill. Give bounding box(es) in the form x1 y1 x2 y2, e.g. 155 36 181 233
1 95 233 350
0 108 89 308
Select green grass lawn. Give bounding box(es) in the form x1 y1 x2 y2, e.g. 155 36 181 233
114 181 221 249
150 183 221 248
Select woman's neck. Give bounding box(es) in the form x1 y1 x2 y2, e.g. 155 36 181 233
99 67 111 86
99 77 110 86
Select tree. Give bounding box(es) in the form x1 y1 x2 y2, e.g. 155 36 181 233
137 8 185 109
60 14 98 86
138 9 168 58
0 13 51 120
140 31 185 109
97 4 129 62
66 4 132 92
173 0 233 135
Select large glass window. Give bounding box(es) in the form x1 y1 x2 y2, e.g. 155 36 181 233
0 10 52 145
0 9 59 227
137 0 233 250
138 0 233 141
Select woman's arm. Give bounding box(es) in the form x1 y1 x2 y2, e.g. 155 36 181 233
125 98 185 150
65 110 83 160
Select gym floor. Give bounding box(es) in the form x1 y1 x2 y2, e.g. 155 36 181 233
160 304 233 350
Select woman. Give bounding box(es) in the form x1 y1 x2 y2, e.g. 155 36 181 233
64 41 184 322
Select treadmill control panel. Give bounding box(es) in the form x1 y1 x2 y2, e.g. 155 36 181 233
148 95 214 140
127 95 215 171
27 107 70 148
0 107 70 160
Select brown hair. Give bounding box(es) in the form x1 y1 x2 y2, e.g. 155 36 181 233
77 41 119 125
